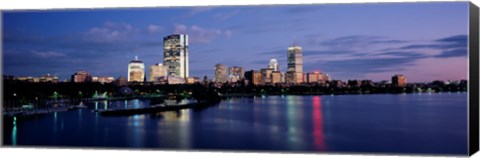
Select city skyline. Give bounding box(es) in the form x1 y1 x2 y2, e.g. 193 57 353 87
3 2 469 82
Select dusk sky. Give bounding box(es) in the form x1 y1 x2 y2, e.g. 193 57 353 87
2 2 469 82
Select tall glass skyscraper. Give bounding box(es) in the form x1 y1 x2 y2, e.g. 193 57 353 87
286 45 303 84
163 34 189 78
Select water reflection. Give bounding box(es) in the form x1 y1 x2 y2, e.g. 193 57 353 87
54 112 58 132
128 115 145 147
103 100 108 110
152 109 190 122
152 109 191 148
179 109 191 148
12 117 17 146
286 96 303 149
5 94 467 154
133 99 141 109
312 96 327 150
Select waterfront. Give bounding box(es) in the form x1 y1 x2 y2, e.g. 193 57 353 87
3 93 467 155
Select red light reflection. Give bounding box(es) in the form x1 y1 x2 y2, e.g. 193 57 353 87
312 96 326 150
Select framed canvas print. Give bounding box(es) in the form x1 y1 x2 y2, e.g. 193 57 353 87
1 0 479 157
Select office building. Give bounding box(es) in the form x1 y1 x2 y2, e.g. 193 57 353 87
149 63 168 81
268 58 279 71
128 56 145 82
214 64 228 83
261 68 274 84
307 72 319 83
271 71 282 84
164 34 189 78
92 76 115 83
245 70 262 86
71 70 92 83
286 45 303 84
167 76 186 84
39 73 59 83
228 66 244 83
392 74 407 87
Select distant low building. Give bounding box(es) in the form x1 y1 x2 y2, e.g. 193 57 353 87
115 77 128 86
307 73 319 83
347 80 362 88
92 76 115 83
307 71 329 84
261 68 274 84
38 74 59 83
361 80 374 87
271 71 282 84
16 74 59 83
186 77 199 84
4 75 15 80
330 80 345 88
167 76 186 84
149 63 168 82
392 74 407 87
71 70 92 83
245 70 262 86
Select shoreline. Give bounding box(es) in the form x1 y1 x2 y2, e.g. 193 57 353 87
2 91 467 118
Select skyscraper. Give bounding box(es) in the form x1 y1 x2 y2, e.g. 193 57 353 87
128 56 145 82
286 45 303 84
268 58 279 71
228 66 244 82
149 63 168 81
164 34 189 78
214 64 228 83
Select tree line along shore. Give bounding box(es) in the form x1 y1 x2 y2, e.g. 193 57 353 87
3 79 467 111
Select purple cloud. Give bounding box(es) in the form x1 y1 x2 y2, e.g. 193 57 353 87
32 50 67 58
147 24 164 34
213 10 240 21
81 21 137 44
173 24 232 43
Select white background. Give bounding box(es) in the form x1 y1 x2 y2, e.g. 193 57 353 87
0 0 479 158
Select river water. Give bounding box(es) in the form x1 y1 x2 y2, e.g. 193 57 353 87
2 93 468 155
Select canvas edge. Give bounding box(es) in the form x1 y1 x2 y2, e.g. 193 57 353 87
0 10 4 148
469 1 480 156
0 1 476 157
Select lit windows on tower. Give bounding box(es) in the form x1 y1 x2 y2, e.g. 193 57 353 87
286 45 303 84
128 56 145 82
163 34 189 78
